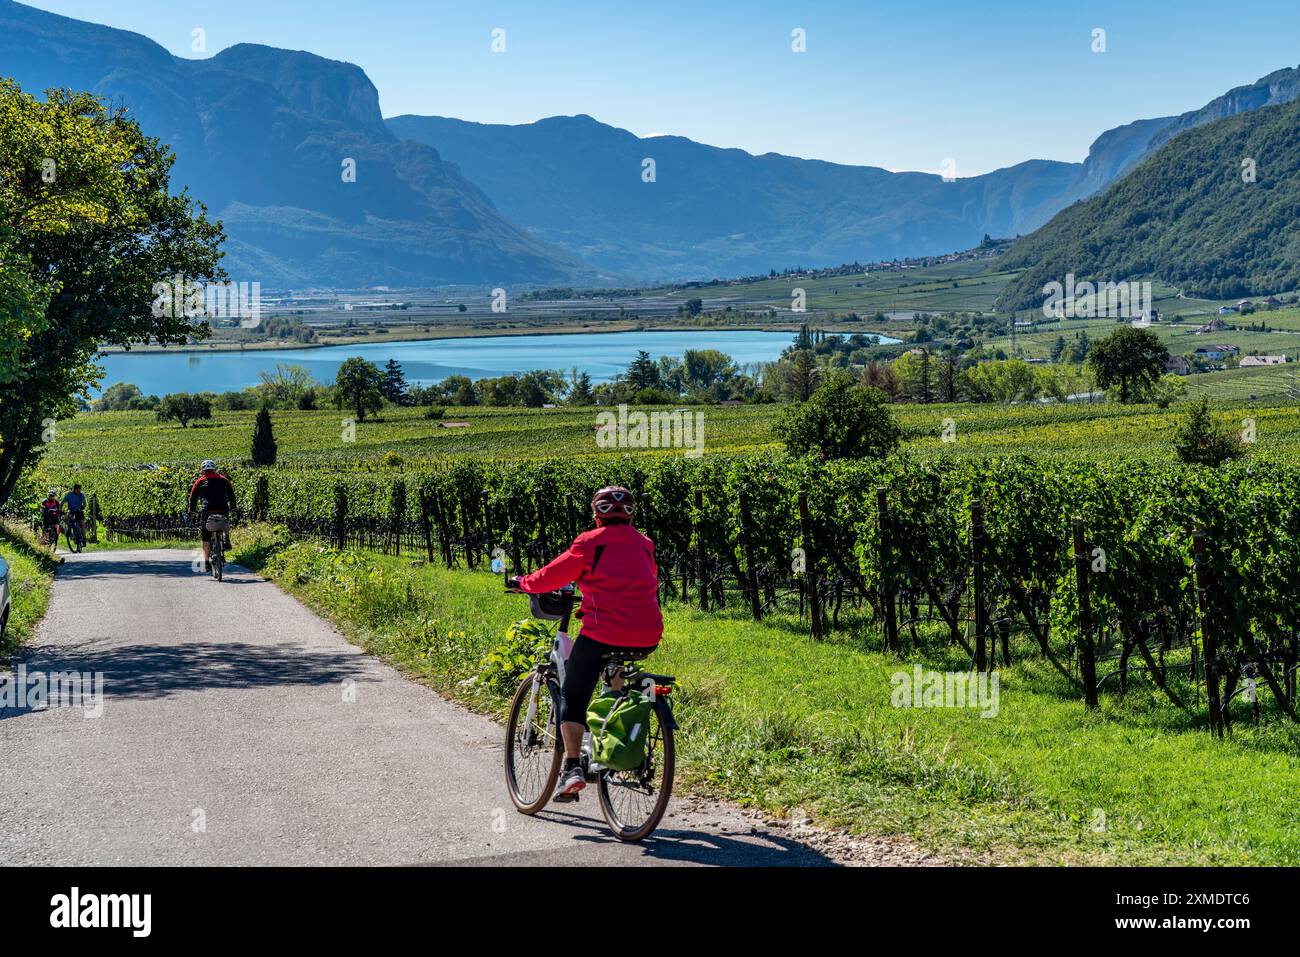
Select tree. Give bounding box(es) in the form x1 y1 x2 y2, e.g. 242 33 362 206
861 361 901 401
567 369 594 406
157 393 212 428
780 349 821 401
776 370 902 461
518 370 551 408
1150 373 1187 409
334 357 384 421
682 349 735 392
684 298 703 317
1035 364 1084 404
257 363 316 407
0 80 224 508
251 405 277 466
1173 395 1246 465
626 351 660 390
894 349 934 403
940 355 960 403
380 359 409 405
961 359 1038 403
1088 327 1169 403
95 382 159 412
481 375 520 407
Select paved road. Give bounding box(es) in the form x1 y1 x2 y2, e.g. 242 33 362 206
0 549 873 866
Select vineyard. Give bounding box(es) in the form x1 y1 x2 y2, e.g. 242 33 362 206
17 447 1299 731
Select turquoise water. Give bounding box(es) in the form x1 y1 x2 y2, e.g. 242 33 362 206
97 328 900 394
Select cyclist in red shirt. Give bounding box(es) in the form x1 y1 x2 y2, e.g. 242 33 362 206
188 460 237 572
509 486 663 802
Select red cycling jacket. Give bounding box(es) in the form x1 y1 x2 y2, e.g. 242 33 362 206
518 523 663 648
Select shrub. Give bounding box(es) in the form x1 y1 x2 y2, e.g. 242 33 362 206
1173 396 1246 465
477 619 552 695
776 370 901 460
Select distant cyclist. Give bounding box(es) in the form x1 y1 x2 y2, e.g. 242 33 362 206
188 460 237 572
38 490 61 549
507 486 663 803
62 484 87 547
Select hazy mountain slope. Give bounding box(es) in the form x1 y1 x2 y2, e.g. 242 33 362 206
389 65 1300 281
388 113 1081 279
0 0 595 288
996 97 1300 310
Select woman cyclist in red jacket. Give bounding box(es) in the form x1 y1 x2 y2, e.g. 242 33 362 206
508 486 663 803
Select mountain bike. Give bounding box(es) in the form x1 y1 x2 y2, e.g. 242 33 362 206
503 584 678 842
38 517 59 553
63 511 85 554
204 513 230 582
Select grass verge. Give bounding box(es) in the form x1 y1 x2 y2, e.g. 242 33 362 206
231 525 1300 865
0 520 61 657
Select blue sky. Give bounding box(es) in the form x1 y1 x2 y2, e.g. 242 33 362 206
23 0 1300 175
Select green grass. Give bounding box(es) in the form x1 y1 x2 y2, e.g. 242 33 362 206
234 529 1300 865
0 521 60 656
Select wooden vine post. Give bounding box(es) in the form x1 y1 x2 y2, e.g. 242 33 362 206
419 488 435 562
87 494 101 543
798 490 824 641
971 497 987 673
332 483 347 550
738 490 762 621
1072 517 1099 709
253 473 270 522
694 489 708 611
535 490 550 562
389 479 406 556
876 487 898 653
565 494 578 542
481 493 495 560
1193 530 1224 737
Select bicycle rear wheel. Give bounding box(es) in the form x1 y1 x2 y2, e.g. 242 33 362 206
211 537 224 582
504 672 562 814
597 701 674 842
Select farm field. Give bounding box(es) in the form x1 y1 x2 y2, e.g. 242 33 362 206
676 260 1021 317
985 315 1300 364
31 397 1300 481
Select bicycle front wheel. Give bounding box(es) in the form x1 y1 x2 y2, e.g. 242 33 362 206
597 701 674 842
504 672 562 814
65 524 81 553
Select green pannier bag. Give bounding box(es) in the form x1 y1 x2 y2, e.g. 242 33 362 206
587 689 654 771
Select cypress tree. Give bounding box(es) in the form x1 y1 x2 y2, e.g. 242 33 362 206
251 405 277 466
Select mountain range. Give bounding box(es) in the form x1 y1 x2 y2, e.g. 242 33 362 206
0 0 595 288
3 0 1299 288
996 95 1300 311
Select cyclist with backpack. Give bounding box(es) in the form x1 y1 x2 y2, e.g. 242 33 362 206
187 460 237 573
507 486 663 803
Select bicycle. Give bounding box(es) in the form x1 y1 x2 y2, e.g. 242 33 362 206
38 518 59 553
63 511 85 554
202 512 231 582
503 583 678 842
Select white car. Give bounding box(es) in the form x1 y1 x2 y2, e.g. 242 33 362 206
0 553 10 643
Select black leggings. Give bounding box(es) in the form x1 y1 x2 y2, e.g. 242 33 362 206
560 635 655 724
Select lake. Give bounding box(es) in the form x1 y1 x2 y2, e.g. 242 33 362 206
96 328 900 395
